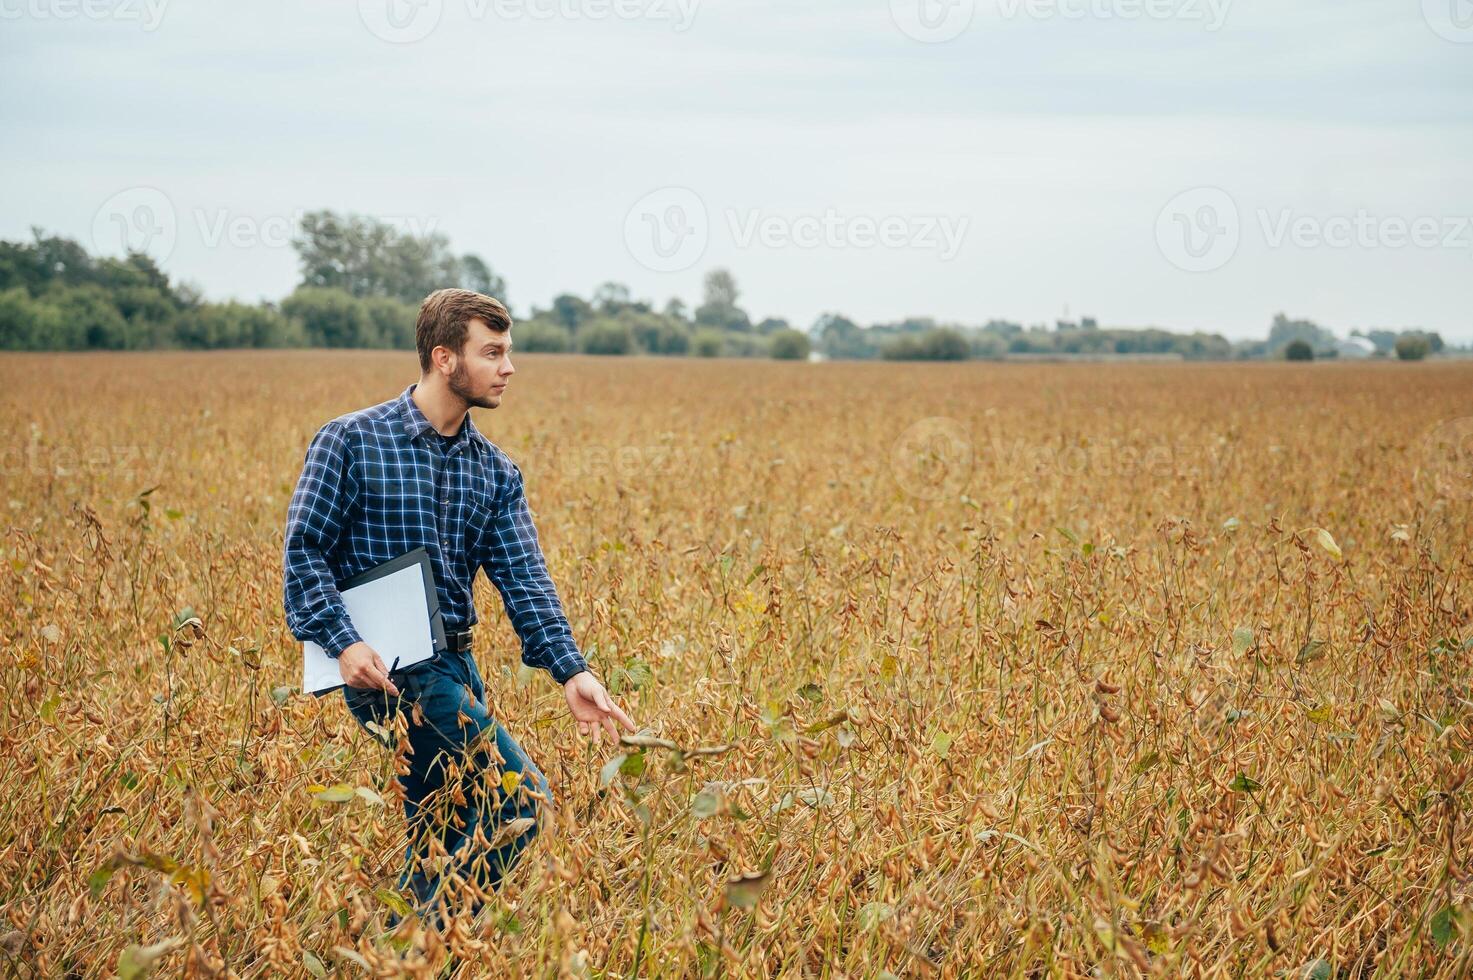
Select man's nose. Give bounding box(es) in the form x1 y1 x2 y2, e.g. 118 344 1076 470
501 355 515 376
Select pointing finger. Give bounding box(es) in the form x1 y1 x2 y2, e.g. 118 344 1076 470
609 702 637 732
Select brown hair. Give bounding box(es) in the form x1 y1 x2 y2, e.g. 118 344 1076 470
415 288 512 372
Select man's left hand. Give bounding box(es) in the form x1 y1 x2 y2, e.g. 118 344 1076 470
564 671 637 745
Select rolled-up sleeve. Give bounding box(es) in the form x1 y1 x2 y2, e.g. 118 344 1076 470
479 460 588 685
283 421 362 658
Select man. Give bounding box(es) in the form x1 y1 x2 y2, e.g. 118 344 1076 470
282 287 636 926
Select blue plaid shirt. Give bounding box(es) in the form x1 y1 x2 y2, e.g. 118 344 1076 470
282 383 589 685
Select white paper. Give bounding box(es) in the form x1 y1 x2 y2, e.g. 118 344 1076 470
302 562 437 694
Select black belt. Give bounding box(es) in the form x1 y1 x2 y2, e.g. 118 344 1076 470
445 628 473 652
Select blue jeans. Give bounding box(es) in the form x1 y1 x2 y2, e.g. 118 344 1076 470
343 649 552 923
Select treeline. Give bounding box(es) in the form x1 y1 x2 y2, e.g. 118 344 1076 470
0 214 1456 360
515 271 811 359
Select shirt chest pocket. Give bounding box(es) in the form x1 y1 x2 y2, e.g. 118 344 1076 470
464 484 501 548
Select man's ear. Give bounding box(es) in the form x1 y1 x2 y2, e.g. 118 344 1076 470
432 345 455 375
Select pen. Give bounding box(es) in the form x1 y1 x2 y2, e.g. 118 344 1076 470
389 656 400 675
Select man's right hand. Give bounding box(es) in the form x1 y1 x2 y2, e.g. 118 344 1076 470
338 641 400 696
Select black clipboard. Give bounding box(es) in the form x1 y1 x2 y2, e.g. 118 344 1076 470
311 546 448 698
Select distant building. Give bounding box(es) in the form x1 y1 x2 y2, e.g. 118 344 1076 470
1335 336 1377 359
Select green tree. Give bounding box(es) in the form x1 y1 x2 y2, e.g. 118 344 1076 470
292 210 506 307
769 328 810 360
882 328 969 361
578 319 635 355
175 301 304 349
514 318 572 352
692 328 724 357
282 287 376 347
545 294 594 333
363 296 418 348
814 313 869 359
0 287 66 350
1284 338 1314 361
694 268 750 332
1269 313 1335 357
1394 335 1430 361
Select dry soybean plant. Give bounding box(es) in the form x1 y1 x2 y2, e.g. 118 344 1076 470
0 351 1469 977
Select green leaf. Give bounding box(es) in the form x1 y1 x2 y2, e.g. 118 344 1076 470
610 657 654 694
599 753 627 788
724 870 770 909
309 783 354 803
1306 705 1333 726
1431 904 1455 948
796 786 833 808
375 888 413 919
1229 772 1262 793
89 863 117 898
796 682 823 702
619 750 646 778
931 731 953 760
1222 516 1242 533
691 787 722 819
858 902 894 931
1299 959 1333 980
117 939 180 980
302 951 326 978
1133 751 1161 775
1296 639 1328 665
269 685 295 706
744 563 767 585
39 694 59 724
1232 626 1255 656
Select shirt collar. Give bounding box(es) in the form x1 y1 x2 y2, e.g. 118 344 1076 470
397 383 491 454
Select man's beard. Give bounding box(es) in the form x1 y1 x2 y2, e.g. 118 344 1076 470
448 361 498 409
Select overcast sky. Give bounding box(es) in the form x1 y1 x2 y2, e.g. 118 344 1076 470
2 0 1470 342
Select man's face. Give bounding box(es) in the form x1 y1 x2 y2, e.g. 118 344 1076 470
445 317 515 409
